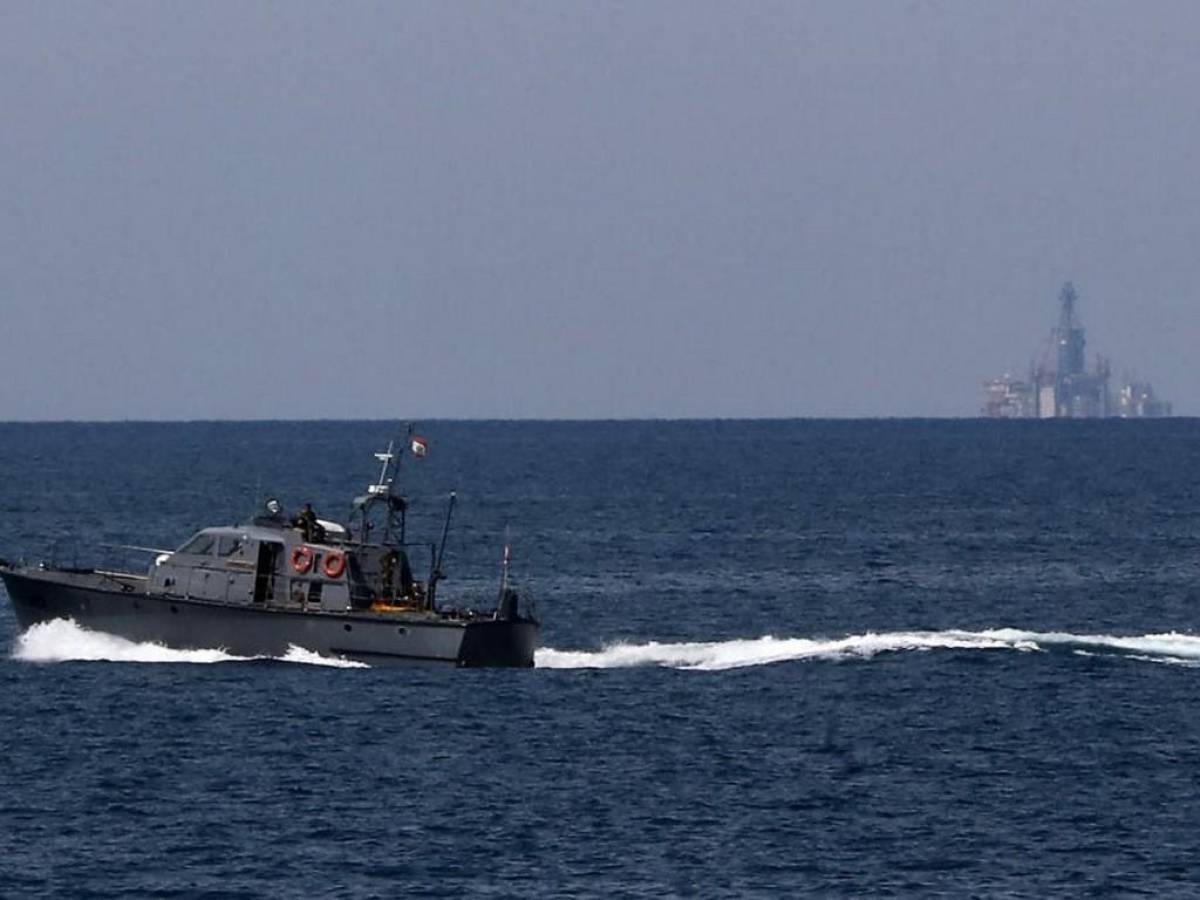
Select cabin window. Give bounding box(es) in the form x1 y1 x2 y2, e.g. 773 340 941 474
179 534 216 555
217 537 243 557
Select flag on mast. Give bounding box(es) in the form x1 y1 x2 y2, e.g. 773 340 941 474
410 435 429 458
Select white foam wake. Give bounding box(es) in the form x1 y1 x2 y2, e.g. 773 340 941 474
277 645 369 669
535 628 1200 671
14 619 1197 673
11 619 368 668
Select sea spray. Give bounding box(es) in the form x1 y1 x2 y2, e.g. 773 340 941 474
12 618 368 668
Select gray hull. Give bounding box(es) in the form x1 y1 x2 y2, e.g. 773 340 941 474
2 568 537 668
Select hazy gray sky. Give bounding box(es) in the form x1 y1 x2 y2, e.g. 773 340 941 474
2 1 1197 419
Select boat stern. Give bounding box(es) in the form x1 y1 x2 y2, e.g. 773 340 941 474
456 618 539 668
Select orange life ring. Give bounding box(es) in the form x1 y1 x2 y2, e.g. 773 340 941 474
290 545 314 574
322 551 346 579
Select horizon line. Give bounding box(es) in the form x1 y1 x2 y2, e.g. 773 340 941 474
0 415 1190 426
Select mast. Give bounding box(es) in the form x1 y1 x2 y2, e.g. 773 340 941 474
426 492 457 610
353 423 414 545
497 541 511 606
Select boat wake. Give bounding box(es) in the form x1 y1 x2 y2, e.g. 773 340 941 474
534 628 1200 671
10 619 368 668
13 620 1198 673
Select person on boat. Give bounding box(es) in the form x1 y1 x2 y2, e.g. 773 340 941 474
292 503 325 543
379 549 397 600
378 549 415 603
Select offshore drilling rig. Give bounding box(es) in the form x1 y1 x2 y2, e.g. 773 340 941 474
982 283 1172 418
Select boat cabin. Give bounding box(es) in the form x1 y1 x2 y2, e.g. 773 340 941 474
147 520 426 614
148 524 360 611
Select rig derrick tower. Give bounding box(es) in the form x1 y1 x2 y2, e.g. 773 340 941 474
982 282 1168 419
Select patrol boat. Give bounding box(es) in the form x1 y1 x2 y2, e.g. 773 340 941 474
0 431 538 667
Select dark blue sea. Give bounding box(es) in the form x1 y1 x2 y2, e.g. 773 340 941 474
3 419 1200 897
